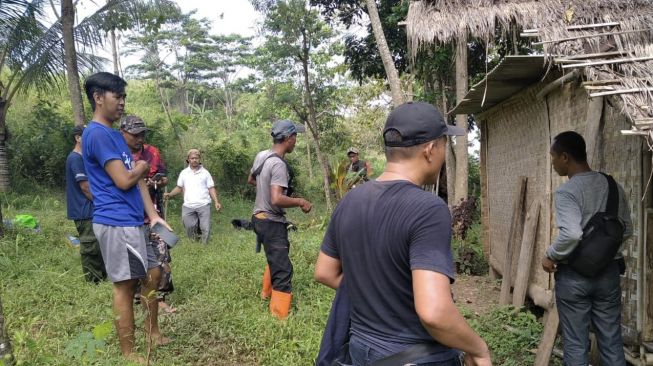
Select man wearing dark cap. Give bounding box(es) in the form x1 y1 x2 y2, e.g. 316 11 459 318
315 102 492 365
345 147 372 186
120 115 176 314
120 115 169 218
248 119 312 319
65 124 107 283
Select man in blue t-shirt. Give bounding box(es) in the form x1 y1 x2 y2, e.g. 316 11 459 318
315 102 492 366
82 72 172 363
65 124 106 283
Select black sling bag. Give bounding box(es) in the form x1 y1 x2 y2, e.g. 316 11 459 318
567 173 625 277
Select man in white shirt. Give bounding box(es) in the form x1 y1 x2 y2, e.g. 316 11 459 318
164 149 221 244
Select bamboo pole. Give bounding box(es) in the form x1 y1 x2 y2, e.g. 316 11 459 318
589 87 653 98
554 51 627 62
534 28 651 45
523 22 620 33
499 176 527 305
562 56 653 69
536 70 580 100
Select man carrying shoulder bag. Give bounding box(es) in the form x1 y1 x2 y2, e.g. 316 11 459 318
542 131 633 366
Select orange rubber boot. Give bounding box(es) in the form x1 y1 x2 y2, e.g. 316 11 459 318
261 265 272 300
269 290 292 319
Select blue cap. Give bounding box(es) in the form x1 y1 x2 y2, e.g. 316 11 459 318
271 120 305 139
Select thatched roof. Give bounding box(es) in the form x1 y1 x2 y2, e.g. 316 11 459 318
407 0 653 127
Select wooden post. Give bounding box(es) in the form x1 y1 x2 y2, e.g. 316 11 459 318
500 176 528 305
512 199 541 307
534 306 560 366
584 97 604 168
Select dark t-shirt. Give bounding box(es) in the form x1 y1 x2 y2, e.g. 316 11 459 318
321 180 456 357
66 151 93 220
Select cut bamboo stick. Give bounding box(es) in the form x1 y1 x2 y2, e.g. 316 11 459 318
583 85 615 91
589 87 653 97
534 28 651 45
536 70 580 100
581 79 624 86
534 306 560 366
585 97 604 168
512 199 541 308
554 51 627 62
562 56 653 69
523 22 620 33
500 176 528 305
622 129 650 136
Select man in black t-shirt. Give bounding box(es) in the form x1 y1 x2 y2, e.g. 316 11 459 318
315 102 492 366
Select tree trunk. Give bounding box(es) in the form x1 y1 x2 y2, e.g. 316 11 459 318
0 294 15 365
300 42 333 211
365 0 403 107
0 100 10 194
110 28 120 76
454 36 469 206
62 0 86 125
438 77 456 207
306 123 314 181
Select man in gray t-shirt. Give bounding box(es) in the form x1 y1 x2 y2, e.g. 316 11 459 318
542 131 631 366
247 120 312 319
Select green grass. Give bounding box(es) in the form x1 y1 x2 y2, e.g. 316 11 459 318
0 190 550 366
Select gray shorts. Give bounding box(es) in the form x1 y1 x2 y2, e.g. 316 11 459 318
93 223 158 283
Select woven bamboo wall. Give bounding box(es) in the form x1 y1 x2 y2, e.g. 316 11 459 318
480 76 552 296
481 75 645 341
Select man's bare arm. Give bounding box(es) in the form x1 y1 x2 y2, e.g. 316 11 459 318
270 185 311 212
314 251 343 289
105 159 149 190
79 180 93 201
413 270 492 366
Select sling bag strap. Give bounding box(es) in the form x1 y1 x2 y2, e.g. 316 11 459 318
252 153 295 194
369 343 446 366
601 172 619 216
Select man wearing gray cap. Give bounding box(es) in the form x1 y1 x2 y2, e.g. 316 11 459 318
315 102 492 365
248 119 312 319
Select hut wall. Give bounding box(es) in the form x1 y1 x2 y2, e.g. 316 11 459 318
481 75 554 298
481 76 644 341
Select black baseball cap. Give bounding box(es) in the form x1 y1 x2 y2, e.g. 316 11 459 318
383 102 465 147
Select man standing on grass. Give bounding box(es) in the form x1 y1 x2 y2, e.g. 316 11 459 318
345 147 372 185
120 115 176 314
248 120 312 319
82 72 172 364
315 102 492 365
65 124 106 283
164 149 221 244
542 131 632 365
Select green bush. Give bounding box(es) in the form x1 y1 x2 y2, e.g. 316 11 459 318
452 222 488 276
465 306 544 366
8 99 74 190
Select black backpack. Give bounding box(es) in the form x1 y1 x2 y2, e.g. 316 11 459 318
567 173 625 277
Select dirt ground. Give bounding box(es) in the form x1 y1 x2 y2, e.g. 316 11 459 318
452 275 500 316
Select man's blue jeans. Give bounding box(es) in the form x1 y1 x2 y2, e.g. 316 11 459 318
348 336 461 366
555 261 625 366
